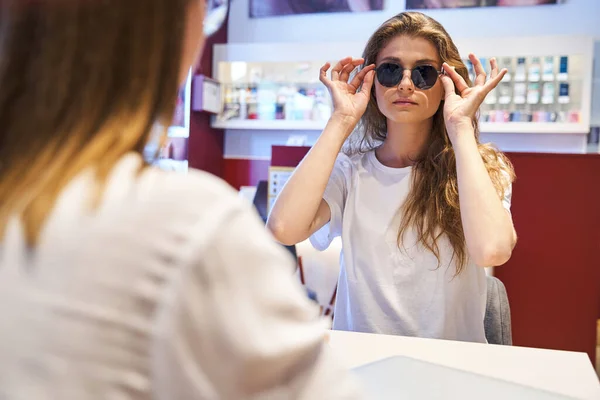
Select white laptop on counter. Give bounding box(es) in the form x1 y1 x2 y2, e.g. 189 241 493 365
352 356 577 400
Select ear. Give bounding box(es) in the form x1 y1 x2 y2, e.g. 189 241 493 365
369 84 379 107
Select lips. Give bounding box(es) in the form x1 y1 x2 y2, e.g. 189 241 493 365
393 98 417 105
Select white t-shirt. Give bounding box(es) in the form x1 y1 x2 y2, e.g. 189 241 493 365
310 150 512 343
0 153 361 399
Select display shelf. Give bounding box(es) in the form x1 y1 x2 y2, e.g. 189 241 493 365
212 36 594 138
213 120 590 134
479 122 589 135
212 118 327 131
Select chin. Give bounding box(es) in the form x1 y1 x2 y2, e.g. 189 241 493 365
383 111 426 124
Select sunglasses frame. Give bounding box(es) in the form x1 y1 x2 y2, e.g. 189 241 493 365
375 62 444 90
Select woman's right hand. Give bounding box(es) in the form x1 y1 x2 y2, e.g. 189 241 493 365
319 57 376 128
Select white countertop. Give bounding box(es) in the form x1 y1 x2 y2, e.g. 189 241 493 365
327 330 600 400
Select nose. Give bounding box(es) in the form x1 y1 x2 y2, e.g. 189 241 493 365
397 69 414 93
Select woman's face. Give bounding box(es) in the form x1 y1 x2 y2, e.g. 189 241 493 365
374 35 444 125
180 0 206 83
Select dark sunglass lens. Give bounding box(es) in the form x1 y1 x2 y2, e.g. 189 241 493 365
376 63 403 87
412 65 439 90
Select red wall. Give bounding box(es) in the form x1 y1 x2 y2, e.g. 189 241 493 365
224 148 600 365
188 17 228 177
224 159 270 189
223 146 312 190
495 152 600 364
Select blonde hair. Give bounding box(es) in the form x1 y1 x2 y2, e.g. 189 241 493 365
348 12 515 274
0 0 190 245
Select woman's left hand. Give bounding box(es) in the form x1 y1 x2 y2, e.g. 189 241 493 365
441 54 507 138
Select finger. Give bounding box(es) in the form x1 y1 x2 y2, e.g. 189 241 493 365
489 57 499 80
350 64 376 90
483 68 508 94
469 53 487 86
319 62 332 86
331 56 353 81
358 70 376 100
442 63 469 94
440 74 457 100
340 58 366 82
339 63 357 83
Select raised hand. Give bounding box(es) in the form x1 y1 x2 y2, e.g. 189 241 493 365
441 54 507 138
319 56 376 128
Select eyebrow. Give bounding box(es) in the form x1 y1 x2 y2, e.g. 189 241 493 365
379 56 440 66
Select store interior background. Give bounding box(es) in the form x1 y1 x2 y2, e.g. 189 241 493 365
185 0 600 369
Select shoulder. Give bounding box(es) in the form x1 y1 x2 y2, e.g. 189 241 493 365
100 154 250 243
139 164 247 228
143 166 241 209
334 151 371 175
338 150 369 165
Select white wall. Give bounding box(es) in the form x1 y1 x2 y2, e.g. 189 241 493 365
228 0 600 44
224 0 600 158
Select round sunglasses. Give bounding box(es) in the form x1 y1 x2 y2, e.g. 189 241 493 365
376 63 443 90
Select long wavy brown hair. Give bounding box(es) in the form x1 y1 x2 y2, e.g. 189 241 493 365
0 0 192 245
347 12 515 274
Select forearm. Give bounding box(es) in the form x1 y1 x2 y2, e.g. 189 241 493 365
267 116 354 244
452 130 515 266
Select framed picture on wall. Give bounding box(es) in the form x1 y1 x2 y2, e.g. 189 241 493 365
406 0 560 9
250 0 384 18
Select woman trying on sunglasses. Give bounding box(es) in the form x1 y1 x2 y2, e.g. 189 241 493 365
268 12 517 343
